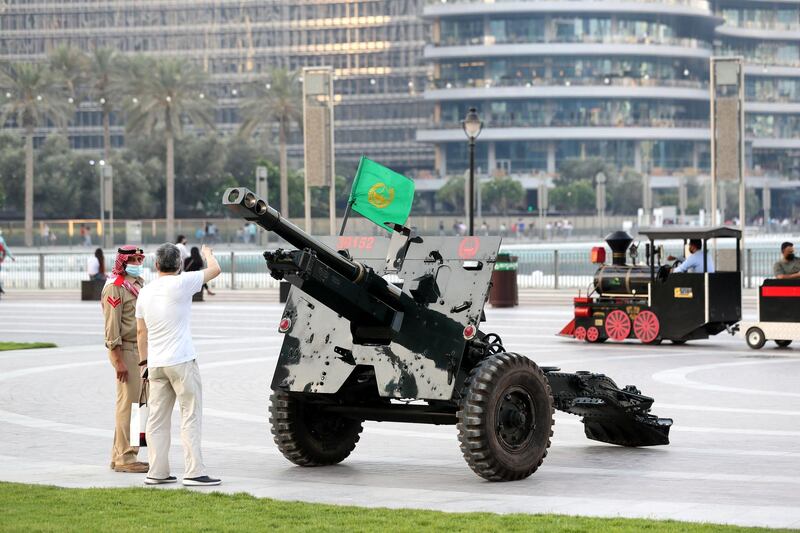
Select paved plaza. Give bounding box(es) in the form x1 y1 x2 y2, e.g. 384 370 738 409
0 289 798 528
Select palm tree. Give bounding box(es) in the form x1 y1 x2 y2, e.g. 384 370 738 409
89 48 119 161
48 45 87 99
239 68 302 215
119 57 214 242
0 62 72 246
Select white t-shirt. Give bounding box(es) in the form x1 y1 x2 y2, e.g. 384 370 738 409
135 270 204 368
176 242 190 263
87 256 100 276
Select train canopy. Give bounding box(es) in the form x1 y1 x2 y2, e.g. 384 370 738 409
638 226 742 240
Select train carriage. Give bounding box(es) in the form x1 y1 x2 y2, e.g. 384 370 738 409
559 227 742 345
739 279 800 349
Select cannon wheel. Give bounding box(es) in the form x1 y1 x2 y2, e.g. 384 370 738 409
457 352 554 481
269 390 363 466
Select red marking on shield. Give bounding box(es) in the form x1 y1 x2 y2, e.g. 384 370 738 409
458 237 480 259
107 296 122 308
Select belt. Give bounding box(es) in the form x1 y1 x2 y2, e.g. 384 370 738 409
121 340 138 346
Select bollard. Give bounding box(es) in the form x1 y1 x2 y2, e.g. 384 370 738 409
38 254 45 289
230 251 236 290
746 248 752 289
553 249 559 290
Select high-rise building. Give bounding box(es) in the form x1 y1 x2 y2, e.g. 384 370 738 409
0 1 434 174
715 0 800 179
418 0 799 183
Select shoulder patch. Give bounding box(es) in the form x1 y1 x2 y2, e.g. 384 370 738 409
106 295 122 308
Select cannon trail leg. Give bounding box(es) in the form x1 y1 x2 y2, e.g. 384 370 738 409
543 370 672 447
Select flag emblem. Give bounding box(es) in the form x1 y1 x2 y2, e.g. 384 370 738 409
367 183 395 209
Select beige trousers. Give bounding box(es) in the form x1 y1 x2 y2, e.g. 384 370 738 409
146 360 206 479
109 341 142 466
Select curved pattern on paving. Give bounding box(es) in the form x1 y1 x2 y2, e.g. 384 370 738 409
652 359 800 398
0 301 799 528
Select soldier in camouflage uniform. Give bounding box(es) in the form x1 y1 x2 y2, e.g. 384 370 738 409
102 246 148 473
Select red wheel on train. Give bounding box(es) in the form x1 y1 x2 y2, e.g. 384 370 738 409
604 310 631 341
586 326 601 343
574 326 586 341
633 310 660 344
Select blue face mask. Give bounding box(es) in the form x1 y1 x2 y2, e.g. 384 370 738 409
126 265 143 277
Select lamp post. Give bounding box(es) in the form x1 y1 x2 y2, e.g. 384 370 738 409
595 172 606 237
462 107 483 236
256 165 268 245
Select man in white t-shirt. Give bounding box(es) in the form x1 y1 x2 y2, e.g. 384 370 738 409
135 242 221 486
175 235 190 264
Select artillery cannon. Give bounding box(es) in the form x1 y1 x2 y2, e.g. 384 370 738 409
224 187 672 481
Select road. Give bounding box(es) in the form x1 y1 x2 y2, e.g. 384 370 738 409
0 290 798 528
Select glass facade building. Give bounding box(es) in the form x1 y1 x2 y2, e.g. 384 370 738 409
0 1 434 174
418 0 800 180
716 0 800 178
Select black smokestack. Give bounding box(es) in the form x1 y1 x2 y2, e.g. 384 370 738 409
605 231 632 266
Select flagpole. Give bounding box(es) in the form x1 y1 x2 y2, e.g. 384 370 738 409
339 199 355 236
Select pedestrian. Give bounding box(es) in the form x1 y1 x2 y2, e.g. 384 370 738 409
438 220 445 236
480 221 489 236
773 242 800 280
184 246 215 296
41 224 50 246
136 243 222 486
0 229 15 297
84 225 93 247
175 235 190 265
88 248 107 281
102 245 148 473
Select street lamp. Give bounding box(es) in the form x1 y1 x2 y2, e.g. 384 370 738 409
595 172 607 238
461 106 483 236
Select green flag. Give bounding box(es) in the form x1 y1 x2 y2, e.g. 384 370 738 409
349 156 415 232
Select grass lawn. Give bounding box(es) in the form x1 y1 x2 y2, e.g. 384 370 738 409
0 482 785 533
0 341 56 351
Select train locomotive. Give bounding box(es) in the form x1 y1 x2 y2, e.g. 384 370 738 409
559 227 742 345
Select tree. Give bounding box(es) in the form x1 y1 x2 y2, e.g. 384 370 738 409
119 57 214 241
0 63 72 245
0 133 24 214
549 180 595 213
238 68 302 216
481 176 524 216
88 48 120 162
607 168 643 215
48 45 87 99
557 157 613 186
436 175 465 213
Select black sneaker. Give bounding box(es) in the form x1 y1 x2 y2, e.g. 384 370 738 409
145 475 177 485
183 475 221 486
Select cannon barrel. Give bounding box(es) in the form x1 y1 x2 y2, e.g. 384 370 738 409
222 187 362 282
